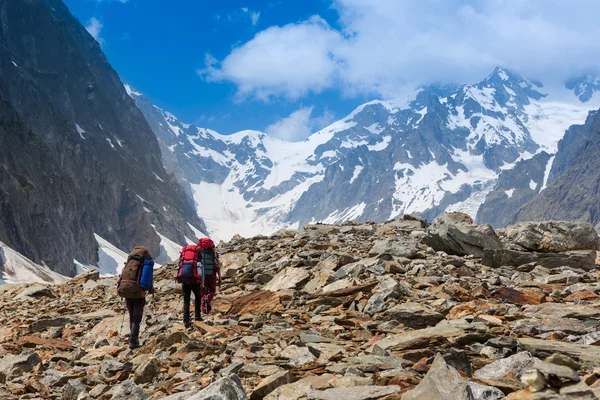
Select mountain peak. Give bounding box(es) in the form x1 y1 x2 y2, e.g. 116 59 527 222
565 73 600 103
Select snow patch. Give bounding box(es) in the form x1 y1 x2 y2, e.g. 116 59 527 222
106 138 115 149
75 123 86 139
93 234 128 276
529 179 537 190
505 189 515 198
540 155 555 192
367 136 391 152
0 241 67 284
350 165 364 184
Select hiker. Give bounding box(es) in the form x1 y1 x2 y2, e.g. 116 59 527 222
177 243 203 328
197 238 221 315
117 246 155 349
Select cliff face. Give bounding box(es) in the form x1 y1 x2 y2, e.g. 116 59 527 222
0 0 203 276
512 109 600 228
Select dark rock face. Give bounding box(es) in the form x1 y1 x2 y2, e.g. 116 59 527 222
0 0 202 276
512 109 600 229
482 249 596 271
477 152 552 228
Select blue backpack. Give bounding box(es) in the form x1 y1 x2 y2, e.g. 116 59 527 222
139 259 154 291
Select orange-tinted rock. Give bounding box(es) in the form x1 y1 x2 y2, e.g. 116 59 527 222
229 291 283 316
19 336 73 351
493 287 545 305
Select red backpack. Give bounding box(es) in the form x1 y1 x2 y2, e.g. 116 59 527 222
176 244 201 284
198 238 215 249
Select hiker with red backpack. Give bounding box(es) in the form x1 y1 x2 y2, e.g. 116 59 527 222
176 237 221 328
116 246 155 349
177 243 203 328
197 238 221 315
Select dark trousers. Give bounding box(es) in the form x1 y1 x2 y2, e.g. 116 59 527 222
202 275 217 314
182 283 202 325
126 298 145 345
126 297 146 325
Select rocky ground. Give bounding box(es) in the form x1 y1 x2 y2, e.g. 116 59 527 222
2 214 600 399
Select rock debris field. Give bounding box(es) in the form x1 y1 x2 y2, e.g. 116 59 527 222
2 213 600 399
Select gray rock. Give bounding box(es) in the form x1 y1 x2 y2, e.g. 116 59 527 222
382 302 444 329
368 238 419 259
280 345 316 367
533 361 579 382
111 380 149 400
504 221 599 252
403 353 473 400
100 359 129 377
188 374 247 400
423 215 503 257
62 379 87 400
467 382 505 400
250 370 292 400
308 385 401 400
40 369 68 387
29 316 74 332
133 357 160 384
474 351 537 380
263 268 310 291
16 285 55 299
363 278 403 316
0 352 41 373
482 249 596 271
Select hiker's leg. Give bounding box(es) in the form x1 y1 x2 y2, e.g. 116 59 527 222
126 298 135 331
182 284 192 327
193 284 202 320
129 298 145 349
205 275 216 314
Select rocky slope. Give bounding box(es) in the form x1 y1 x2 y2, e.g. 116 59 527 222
2 215 600 399
0 0 204 277
129 69 596 242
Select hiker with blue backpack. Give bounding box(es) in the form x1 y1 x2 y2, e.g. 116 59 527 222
116 246 155 349
176 238 221 329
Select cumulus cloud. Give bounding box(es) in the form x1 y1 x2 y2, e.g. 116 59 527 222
199 16 342 100
265 106 335 141
85 17 104 45
202 0 600 100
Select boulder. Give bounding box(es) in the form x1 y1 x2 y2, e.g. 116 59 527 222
0 352 41 373
504 221 599 252
133 358 160 384
474 352 537 380
423 213 503 257
368 238 419 258
16 284 55 299
482 249 596 271
221 253 250 278
62 379 87 400
308 385 401 400
250 370 292 400
111 380 149 400
403 353 472 400
188 374 247 400
467 382 506 400
381 302 445 329
263 268 310 291
363 278 404 316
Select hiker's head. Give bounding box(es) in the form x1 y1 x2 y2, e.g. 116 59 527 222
198 238 215 249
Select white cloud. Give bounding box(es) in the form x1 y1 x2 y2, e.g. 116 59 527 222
241 7 249 13
265 106 335 142
251 11 260 26
203 0 600 100
199 16 342 100
85 17 104 45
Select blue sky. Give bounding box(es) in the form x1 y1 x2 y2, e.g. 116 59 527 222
63 0 366 137
64 0 600 141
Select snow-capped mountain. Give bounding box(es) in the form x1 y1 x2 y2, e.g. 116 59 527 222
129 67 598 241
566 74 600 103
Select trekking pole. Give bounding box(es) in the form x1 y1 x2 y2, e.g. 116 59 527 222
118 298 126 338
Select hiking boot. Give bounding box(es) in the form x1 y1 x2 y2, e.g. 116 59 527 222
129 322 141 349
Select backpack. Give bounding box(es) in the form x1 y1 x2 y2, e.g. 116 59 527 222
198 238 217 279
139 259 154 291
177 244 201 284
117 246 151 299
